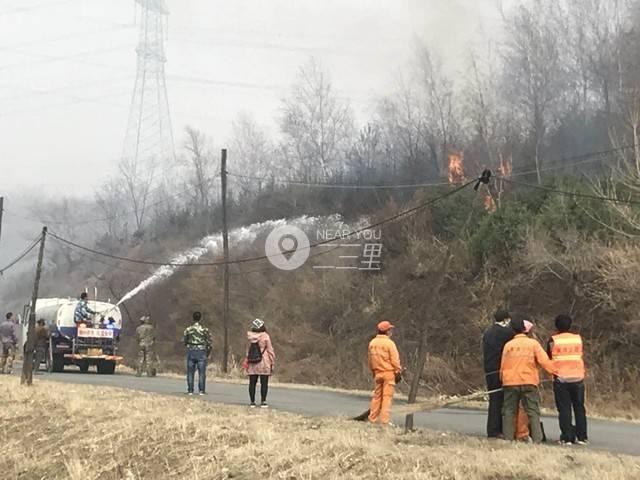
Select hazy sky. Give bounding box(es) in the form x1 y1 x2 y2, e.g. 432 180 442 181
0 0 511 261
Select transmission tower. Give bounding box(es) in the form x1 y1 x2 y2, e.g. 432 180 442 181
122 0 176 177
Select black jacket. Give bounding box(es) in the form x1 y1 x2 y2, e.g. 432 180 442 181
482 323 515 374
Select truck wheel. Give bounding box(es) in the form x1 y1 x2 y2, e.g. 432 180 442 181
78 361 90 373
52 354 64 373
97 360 116 375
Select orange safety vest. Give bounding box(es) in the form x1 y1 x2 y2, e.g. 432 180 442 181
551 333 585 382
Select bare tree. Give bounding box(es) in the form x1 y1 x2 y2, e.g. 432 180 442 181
95 179 129 240
183 127 216 214
502 0 569 183
28 196 89 273
377 80 433 179
347 123 388 183
280 58 355 182
230 114 274 196
119 154 156 236
464 45 509 169
416 45 458 177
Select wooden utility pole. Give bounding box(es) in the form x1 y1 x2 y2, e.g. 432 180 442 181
21 226 47 386
220 149 230 373
0 196 4 245
404 252 452 432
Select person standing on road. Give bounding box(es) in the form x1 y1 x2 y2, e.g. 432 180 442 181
34 318 50 374
500 317 556 443
183 311 212 395
136 315 156 377
482 309 514 438
367 320 402 425
244 318 275 408
0 312 18 375
547 314 588 445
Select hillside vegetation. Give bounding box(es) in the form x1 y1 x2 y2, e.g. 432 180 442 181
3 0 640 418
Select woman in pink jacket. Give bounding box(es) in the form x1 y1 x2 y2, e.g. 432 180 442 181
245 318 275 408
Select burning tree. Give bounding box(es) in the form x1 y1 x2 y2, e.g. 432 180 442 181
447 151 465 184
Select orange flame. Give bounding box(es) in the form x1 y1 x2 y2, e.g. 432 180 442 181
484 194 497 213
448 151 465 184
498 154 513 178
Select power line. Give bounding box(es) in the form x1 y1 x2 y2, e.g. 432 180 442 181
227 172 451 189
500 177 640 206
47 178 477 268
0 0 75 16
508 145 634 179
229 145 635 190
0 235 41 276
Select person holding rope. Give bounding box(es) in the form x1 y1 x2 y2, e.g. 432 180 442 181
482 309 514 438
367 320 402 426
500 317 557 443
547 314 588 445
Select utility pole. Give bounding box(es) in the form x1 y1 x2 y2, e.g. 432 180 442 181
220 149 230 373
0 196 4 245
21 226 47 386
404 252 451 432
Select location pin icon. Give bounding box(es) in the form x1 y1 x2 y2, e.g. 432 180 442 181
278 234 298 260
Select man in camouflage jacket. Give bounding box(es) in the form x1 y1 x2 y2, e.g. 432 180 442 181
183 311 212 395
136 315 156 377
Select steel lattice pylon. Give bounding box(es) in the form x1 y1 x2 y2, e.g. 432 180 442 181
122 0 175 177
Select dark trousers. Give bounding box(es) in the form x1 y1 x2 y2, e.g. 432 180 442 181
34 344 49 373
503 385 544 443
186 350 207 393
486 373 503 437
249 375 269 403
553 380 587 442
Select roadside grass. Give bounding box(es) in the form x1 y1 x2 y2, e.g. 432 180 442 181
1 377 639 480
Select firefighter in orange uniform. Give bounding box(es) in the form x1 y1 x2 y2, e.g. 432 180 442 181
368 320 402 425
547 314 588 445
500 317 556 443
514 319 535 441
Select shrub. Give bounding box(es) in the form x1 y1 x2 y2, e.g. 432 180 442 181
469 202 529 267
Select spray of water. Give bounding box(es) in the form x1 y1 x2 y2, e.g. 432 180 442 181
116 215 349 306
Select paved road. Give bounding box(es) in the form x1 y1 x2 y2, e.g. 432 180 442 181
25 369 640 457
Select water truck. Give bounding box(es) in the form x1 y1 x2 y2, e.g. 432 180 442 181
21 298 123 374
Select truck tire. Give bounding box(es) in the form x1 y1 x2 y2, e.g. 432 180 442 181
97 360 116 375
78 360 90 373
52 354 64 373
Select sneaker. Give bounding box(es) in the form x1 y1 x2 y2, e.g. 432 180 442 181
250 403 256 408
199 392 205 396
559 440 573 446
187 392 194 396
576 439 589 446
260 403 269 409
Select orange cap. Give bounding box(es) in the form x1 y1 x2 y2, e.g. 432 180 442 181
377 320 394 332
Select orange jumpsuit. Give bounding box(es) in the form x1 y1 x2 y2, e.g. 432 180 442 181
515 404 530 440
367 334 402 424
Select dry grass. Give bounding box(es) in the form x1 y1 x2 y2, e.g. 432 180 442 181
1 378 639 480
